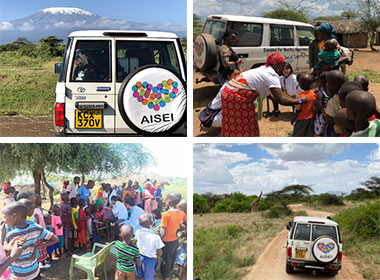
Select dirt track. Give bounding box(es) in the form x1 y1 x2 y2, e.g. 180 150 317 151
243 205 364 280
0 116 55 137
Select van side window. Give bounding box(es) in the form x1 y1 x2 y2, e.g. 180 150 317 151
227 22 263 47
209 21 227 44
270 25 294 46
296 26 314 46
203 20 213 34
294 224 310 240
70 40 111 82
116 41 180 82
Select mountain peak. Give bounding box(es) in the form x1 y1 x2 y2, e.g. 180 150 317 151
40 7 94 16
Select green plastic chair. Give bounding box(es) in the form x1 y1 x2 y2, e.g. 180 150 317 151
69 242 113 280
97 221 110 241
96 242 117 258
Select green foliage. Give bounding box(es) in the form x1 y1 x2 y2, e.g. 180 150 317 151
313 16 341 21
361 176 380 196
263 8 309 23
356 0 380 50
347 188 379 200
194 193 210 214
200 192 227 209
193 14 204 37
341 9 359 20
262 204 292 218
213 192 254 213
318 193 345 206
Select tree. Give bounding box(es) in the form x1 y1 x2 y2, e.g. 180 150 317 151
194 193 210 214
281 184 313 200
313 16 341 21
341 9 359 20
356 0 380 51
361 176 380 196
263 8 309 23
193 14 204 37
13 37 32 47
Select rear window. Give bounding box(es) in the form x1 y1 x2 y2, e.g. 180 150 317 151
270 24 294 46
227 21 263 47
312 225 337 241
296 26 314 46
70 40 111 82
294 224 310 240
116 41 180 82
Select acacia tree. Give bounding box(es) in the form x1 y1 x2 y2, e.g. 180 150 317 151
356 0 380 51
361 176 380 196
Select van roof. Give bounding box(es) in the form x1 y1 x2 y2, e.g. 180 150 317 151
68 30 178 39
208 15 314 28
293 216 338 226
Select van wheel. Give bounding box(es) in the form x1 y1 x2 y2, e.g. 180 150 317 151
312 236 339 264
194 34 217 72
286 262 294 274
118 64 187 136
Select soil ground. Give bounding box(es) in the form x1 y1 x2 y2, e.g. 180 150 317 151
193 49 380 137
243 204 363 280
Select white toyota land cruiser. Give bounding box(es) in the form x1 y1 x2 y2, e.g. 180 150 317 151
54 30 187 136
286 216 342 276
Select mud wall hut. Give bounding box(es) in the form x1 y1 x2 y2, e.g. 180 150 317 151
310 20 368 48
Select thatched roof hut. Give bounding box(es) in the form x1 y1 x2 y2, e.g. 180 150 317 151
310 20 368 48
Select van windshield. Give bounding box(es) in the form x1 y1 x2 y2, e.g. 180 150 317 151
312 225 337 241
227 21 263 47
116 41 180 82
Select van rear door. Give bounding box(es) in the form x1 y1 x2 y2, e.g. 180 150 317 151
295 26 315 72
64 38 115 134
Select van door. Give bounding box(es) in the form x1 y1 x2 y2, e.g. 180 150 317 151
296 26 315 72
292 223 311 261
64 38 115 134
269 24 297 71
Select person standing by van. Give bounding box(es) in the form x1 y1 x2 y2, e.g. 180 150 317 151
217 31 242 84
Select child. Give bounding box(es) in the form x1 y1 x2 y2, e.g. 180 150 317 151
0 234 24 279
346 90 380 137
70 198 79 248
135 213 165 280
354 75 369 91
175 200 187 280
60 193 74 254
115 224 141 280
280 63 301 99
314 72 329 136
95 204 104 228
292 73 316 137
151 208 162 234
334 108 355 136
160 192 187 280
153 184 162 204
2 202 58 280
338 81 363 108
84 206 92 250
33 196 50 269
76 199 87 251
90 205 100 245
51 205 64 259
323 70 347 135
315 39 341 72
44 215 55 263
3 187 15 207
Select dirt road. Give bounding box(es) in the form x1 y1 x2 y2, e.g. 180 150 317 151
243 205 364 280
0 116 55 137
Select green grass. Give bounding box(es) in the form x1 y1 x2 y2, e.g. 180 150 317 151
347 69 380 84
0 52 61 116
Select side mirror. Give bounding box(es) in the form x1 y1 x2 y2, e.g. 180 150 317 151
286 225 291 230
55 63 62 74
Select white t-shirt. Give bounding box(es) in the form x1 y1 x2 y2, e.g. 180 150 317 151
243 65 281 98
111 200 128 220
280 73 301 97
135 227 165 258
67 182 77 199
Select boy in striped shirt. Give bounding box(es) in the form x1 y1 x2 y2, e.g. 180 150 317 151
2 201 59 280
115 224 141 280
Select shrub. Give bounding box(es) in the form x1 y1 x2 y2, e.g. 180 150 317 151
194 193 210 214
213 192 254 213
262 205 292 218
318 193 345 205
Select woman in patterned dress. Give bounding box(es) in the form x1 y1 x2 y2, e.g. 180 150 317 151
221 53 307 137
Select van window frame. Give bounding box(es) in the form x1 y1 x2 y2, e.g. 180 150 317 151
296 26 315 47
270 24 295 47
59 38 72 83
69 39 112 83
294 223 311 241
226 21 263 47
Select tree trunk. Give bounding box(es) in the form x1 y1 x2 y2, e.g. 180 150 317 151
41 171 54 209
33 169 41 195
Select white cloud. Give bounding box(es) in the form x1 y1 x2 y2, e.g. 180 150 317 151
19 22 35 31
0 22 14 30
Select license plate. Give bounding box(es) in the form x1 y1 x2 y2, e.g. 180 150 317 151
75 110 102 128
295 249 306 259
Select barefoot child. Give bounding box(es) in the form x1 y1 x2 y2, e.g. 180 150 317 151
60 193 74 254
115 224 141 280
51 205 64 259
76 199 87 251
2 202 58 280
160 192 187 280
135 213 165 280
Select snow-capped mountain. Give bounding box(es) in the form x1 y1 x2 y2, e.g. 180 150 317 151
0 7 186 44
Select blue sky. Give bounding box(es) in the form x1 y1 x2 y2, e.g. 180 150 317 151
0 0 186 24
194 143 380 195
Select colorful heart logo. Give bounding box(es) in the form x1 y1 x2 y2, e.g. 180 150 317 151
194 41 204 57
317 242 335 254
132 79 179 111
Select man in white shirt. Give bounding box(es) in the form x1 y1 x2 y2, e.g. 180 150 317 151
108 195 128 240
123 197 145 234
66 176 80 200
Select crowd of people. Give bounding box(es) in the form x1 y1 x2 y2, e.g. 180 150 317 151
199 23 379 137
0 178 187 280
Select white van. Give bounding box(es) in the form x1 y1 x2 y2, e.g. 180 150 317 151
54 30 187 136
194 15 315 82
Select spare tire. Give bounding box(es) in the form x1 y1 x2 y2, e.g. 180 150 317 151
194 33 217 72
312 236 339 263
118 64 186 136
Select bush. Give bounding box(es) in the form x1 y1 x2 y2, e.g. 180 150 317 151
318 193 345 205
194 193 210 214
262 205 292 218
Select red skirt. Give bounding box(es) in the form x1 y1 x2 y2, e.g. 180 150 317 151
37 239 48 261
221 85 259 137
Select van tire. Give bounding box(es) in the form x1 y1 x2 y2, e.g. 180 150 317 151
194 33 217 72
118 64 187 136
286 262 294 274
312 236 339 264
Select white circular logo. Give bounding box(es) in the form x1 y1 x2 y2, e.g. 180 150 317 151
312 237 338 263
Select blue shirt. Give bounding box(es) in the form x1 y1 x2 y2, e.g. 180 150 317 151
77 185 91 205
124 205 145 233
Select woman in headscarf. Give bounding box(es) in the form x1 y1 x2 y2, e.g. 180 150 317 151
221 52 306 137
217 30 242 84
309 23 349 72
